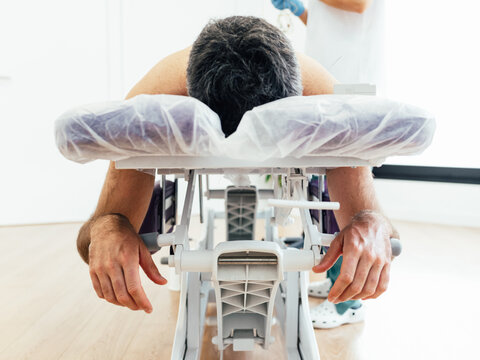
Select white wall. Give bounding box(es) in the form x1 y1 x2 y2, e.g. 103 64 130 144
375 180 480 228
377 0 480 228
0 0 110 225
121 0 305 93
384 0 480 168
0 0 305 226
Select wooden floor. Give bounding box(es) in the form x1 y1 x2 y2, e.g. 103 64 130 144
0 218 479 360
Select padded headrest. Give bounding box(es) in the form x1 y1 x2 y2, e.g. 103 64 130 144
55 94 435 164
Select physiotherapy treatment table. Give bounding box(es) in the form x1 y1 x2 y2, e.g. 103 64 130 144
55 93 435 359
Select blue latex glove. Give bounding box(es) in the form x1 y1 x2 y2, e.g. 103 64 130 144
271 0 305 16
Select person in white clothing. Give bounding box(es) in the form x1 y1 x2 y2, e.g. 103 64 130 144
272 0 385 93
304 0 386 94
271 0 387 329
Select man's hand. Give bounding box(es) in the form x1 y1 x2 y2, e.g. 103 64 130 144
88 214 167 313
271 0 306 16
313 210 393 303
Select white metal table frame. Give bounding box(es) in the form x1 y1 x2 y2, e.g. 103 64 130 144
115 155 397 360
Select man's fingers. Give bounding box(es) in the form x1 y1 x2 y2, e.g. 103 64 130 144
124 264 153 313
109 266 139 311
139 245 167 285
327 253 360 303
97 273 121 306
89 271 104 299
354 262 383 300
313 235 343 273
364 263 390 300
336 255 373 302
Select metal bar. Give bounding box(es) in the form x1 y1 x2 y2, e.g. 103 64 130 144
267 199 339 210
206 210 215 250
295 182 316 250
317 175 324 232
298 271 321 360
284 272 299 356
170 271 188 360
198 174 204 224
186 272 202 355
181 170 196 227
174 178 178 226
161 174 166 234
265 208 273 243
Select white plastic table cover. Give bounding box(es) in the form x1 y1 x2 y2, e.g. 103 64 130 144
54 94 435 164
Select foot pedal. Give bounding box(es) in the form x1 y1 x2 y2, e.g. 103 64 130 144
212 241 282 352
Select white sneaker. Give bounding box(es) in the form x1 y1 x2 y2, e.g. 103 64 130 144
310 300 365 329
308 278 332 298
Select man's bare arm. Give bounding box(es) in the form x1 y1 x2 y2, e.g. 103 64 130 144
125 46 190 98
316 168 399 302
77 164 155 262
300 52 398 302
77 47 191 263
297 52 337 95
77 47 191 312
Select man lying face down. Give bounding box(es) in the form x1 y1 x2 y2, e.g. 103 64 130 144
187 16 302 136
78 16 398 314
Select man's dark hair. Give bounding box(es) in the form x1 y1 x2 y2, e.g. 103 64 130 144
187 16 303 136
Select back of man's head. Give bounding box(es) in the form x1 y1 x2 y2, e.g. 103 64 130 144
187 16 303 136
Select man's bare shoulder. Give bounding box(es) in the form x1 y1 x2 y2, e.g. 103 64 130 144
296 52 337 96
125 47 336 99
126 46 191 99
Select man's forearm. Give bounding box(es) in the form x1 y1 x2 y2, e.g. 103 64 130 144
326 166 399 238
77 49 188 264
77 162 155 263
315 166 397 302
352 209 400 240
